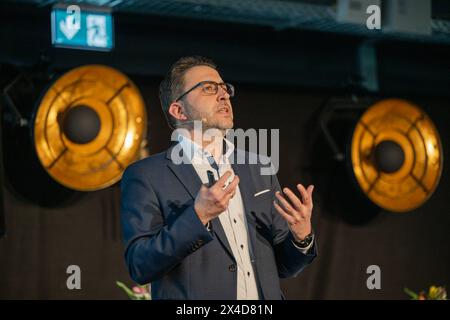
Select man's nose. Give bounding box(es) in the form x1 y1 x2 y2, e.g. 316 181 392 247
217 86 230 100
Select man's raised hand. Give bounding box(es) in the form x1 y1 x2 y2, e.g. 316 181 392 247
194 171 239 225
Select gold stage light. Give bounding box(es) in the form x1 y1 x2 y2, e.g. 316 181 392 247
33 65 147 191
351 99 443 212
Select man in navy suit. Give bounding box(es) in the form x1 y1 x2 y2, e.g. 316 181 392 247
120 56 317 300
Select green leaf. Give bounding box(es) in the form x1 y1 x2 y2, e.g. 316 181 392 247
116 281 138 300
404 287 419 300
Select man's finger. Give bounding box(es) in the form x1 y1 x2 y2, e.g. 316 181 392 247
223 175 239 194
307 185 314 206
297 184 311 207
282 187 303 211
275 191 296 215
273 201 296 225
212 171 232 189
223 191 235 204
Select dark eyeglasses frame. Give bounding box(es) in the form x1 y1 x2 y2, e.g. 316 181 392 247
175 80 234 102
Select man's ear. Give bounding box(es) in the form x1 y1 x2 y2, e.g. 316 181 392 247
168 102 188 121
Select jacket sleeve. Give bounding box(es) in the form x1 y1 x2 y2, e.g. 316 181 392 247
120 163 214 284
270 173 317 278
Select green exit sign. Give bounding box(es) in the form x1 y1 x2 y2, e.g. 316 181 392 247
51 3 114 51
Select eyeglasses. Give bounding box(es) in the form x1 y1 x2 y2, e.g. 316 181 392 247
175 81 235 102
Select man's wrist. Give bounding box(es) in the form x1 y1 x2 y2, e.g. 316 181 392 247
194 203 208 225
293 230 314 248
293 224 312 242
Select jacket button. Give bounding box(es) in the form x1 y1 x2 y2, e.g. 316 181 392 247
228 264 236 272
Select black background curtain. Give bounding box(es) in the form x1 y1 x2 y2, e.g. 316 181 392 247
0 1 449 299
1 79 449 299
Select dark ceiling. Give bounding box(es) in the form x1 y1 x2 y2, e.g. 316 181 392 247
5 0 450 45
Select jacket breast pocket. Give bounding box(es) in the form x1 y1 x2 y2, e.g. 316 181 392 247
254 189 272 204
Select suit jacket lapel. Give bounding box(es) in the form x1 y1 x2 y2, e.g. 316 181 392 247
166 144 202 199
166 142 235 260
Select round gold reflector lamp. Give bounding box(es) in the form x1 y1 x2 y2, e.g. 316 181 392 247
33 65 147 191
351 99 443 212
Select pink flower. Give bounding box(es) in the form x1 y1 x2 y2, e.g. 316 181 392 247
132 286 145 294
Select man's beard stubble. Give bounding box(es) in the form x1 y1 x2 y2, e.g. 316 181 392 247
183 102 233 132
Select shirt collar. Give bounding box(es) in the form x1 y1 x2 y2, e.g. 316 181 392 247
177 131 235 164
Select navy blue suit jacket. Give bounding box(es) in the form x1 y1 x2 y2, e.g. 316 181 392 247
120 143 316 299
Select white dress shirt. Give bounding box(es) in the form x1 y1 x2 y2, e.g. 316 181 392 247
177 131 312 300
